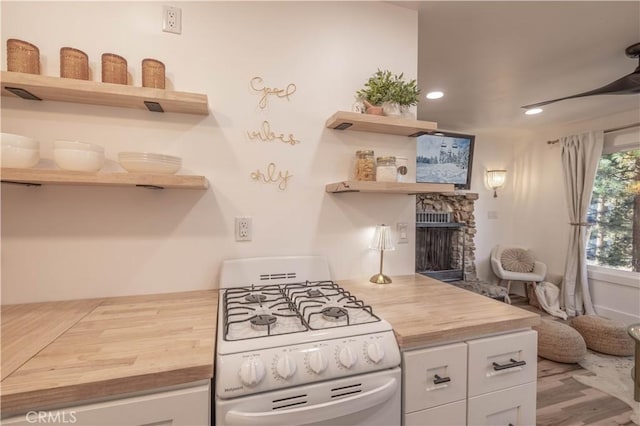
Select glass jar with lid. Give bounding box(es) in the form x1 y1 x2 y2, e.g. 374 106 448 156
376 156 397 182
354 150 375 181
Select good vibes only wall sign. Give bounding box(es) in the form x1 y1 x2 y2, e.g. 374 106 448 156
247 76 299 191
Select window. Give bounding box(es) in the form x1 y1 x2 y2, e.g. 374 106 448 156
586 129 639 272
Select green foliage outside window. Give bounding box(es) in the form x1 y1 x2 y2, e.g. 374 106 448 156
587 149 640 272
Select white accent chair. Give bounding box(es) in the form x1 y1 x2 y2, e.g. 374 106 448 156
490 245 547 303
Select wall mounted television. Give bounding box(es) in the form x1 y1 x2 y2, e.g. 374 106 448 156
416 131 475 190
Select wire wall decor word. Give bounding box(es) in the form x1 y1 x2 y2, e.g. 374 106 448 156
250 162 292 191
247 121 300 146
250 76 297 109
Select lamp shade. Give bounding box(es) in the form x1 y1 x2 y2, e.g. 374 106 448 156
487 169 507 189
370 225 395 251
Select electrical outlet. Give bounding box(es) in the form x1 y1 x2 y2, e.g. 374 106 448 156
162 6 182 34
235 217 252 241
397 223 408 244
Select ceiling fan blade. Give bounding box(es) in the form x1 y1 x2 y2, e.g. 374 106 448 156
521 70 640 109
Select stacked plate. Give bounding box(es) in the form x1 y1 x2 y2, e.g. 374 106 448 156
118 152 182 174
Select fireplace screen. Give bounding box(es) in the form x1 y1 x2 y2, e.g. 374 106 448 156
416 222 465 282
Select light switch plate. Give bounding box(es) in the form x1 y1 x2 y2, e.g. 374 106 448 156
397 223 408 244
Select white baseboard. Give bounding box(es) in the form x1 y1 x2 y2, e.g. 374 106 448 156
593 304 640 326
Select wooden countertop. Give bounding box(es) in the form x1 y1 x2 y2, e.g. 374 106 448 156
339 274 540 349
1 275 538 414
0 290 217 415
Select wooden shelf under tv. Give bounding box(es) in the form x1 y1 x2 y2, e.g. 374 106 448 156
1 168 209 190
325 181 454 194
1 71 209 115
325 111 438 137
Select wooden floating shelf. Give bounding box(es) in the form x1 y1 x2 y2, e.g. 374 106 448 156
325 111 438 137
326 181 454 194
1 168 209 190
1 71 209 115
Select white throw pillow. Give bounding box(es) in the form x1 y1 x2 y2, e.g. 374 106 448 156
501 248 535 273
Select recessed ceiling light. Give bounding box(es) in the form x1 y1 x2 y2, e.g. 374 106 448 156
525 108 543 115
426 91 444 100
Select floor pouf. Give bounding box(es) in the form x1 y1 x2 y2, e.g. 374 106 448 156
534 318 586 363
570 315 634 356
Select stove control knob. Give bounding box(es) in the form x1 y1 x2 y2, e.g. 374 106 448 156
239 358 266 387
276 355 297 380
308 351 328 374
365 342 385 364
338 346 357 369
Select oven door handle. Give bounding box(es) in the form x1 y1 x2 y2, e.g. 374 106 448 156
225 377 398 426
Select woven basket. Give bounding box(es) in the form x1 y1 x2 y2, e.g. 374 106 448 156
534 319 586 363
101 53 127 85
7 39 40 74
142 58 165 89
571 315 634 356
60 47 89 80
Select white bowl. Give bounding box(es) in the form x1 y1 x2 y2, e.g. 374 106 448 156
119 158 181 174
54 148 105 172
1 133 39 150
1 145 40 168
54 140 104 153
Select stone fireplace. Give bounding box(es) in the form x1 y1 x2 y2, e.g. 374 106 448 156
415 192 479 281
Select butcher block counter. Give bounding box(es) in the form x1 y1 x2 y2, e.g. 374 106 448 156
339 274 540 349
0 290 217 416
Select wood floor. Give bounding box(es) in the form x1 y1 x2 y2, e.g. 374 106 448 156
511 296 636 426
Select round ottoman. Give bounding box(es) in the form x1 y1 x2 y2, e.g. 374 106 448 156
570 315 634 356
534 318 586 363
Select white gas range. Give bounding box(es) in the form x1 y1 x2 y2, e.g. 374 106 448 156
215 256 401 426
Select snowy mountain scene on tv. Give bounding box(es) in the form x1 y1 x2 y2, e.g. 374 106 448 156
416 133 475 189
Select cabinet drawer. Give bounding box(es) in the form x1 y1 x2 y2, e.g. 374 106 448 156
3 382 210 426
467 381 536 426
405 399 466 426
467 330 537 397
403 342 467 412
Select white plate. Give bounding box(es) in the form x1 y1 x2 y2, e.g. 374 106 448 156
119 158 181 174
118 152 181 163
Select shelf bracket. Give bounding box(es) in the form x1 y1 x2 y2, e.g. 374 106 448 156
408 131 429 137
136 184 164 190
1 180 42 187
4 86 42 101
333 122 353 130
144 101 164 113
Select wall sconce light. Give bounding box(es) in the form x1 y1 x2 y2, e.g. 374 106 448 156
369 224 395 284
486 170 507 198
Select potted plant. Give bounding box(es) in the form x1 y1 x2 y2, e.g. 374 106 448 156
356 69 421 117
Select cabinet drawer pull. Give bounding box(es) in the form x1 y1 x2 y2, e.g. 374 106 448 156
433 374 451 384
492 358 526 371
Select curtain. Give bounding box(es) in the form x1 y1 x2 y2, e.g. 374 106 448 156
560 131 604 316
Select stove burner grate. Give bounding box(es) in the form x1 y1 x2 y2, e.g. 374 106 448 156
223 280 381 340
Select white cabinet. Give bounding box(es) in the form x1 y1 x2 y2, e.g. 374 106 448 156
402 330 537 426
3 381 210 426
468 382 536 426
467 330 537 397
404 342 467 413
406 400 466 426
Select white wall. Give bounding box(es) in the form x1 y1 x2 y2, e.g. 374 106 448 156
1 1 419 303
